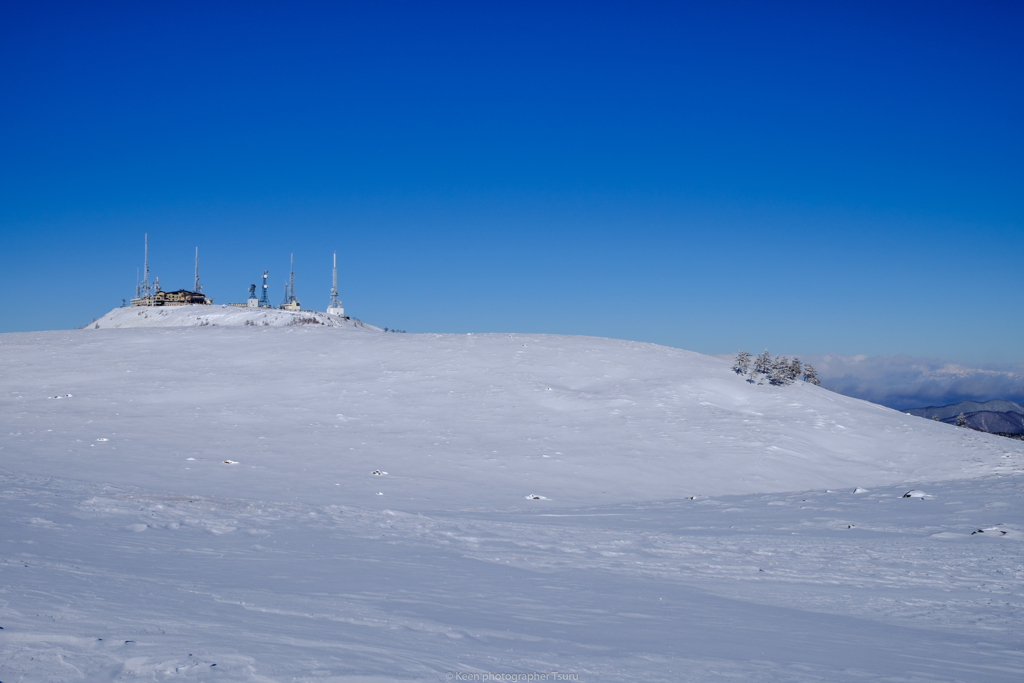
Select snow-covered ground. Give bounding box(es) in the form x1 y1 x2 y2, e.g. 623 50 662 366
90 304 379 329
1 318 1021 681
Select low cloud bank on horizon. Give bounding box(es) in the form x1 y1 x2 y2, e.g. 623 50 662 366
802 354 1024 410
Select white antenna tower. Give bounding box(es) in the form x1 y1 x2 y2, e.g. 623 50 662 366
193 247 202 293
138 233 151 298
327 251 344 316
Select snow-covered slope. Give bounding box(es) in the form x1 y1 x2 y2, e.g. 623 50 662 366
1 327 1015 509
2 327 1022 681
90 303 379 329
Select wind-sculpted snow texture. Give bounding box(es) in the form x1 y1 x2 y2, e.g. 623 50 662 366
1 326 1022 681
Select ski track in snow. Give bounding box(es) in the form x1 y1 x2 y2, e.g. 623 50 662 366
1 321 1022 681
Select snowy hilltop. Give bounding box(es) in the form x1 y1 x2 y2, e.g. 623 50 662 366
88 304 380 329
1 327 1021 681
2 328 1016 506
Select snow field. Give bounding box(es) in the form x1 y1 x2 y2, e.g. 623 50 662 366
1 320 1022 680
2 472 1021 681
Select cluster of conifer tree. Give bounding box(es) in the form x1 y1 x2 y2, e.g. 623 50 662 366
733 349 820 386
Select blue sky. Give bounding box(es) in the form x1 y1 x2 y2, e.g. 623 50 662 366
2 1 1022 367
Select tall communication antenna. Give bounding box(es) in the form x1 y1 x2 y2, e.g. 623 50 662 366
327 251 344 316
288 253 296 303
193 247 202 293
279 253 300 309
258 270 271 307
139 233 151 298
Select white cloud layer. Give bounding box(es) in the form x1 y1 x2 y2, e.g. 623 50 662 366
798 354 1024 410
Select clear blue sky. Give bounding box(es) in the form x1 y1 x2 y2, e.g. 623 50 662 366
2 1 1021 363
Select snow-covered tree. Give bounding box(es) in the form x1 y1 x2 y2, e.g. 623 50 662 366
802 363 820 386
788 357 803 382
740 350 820 388
752 350 772 378
733 350 751 375
769 355 795 386
955 412 968 427
749 350 773 384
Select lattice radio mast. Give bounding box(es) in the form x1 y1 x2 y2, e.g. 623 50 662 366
288 253 296 303
258 270 270 307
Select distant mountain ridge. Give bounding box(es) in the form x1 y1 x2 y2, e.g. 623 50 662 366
905 399 1024 420
905 399 1024 435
